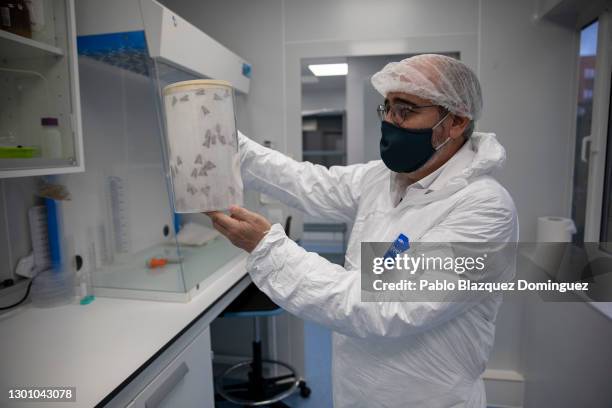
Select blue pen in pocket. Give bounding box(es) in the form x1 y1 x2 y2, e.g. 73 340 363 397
384 233 410 260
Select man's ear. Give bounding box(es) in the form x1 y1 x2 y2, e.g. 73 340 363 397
449 115 470 140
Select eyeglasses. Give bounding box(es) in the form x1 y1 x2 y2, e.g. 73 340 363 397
376 101 438 125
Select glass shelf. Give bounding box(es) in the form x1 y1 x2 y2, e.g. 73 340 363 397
91 236 245 301
0 157 75 170
0 29 64 59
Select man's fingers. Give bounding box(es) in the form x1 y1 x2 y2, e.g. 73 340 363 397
212 219 232 237
206 211 234 236
204 211 224 221
229 205 257 223
210 211 241 231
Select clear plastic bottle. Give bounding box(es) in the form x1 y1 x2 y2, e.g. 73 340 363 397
41 117 62 159
25 0 54 44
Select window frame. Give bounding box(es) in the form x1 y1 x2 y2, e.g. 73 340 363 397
578 12 612 252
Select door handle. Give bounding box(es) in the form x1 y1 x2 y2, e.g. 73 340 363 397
581 135 592 163
145 362 189 408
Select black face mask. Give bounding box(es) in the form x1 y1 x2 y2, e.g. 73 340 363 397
379 113 450 173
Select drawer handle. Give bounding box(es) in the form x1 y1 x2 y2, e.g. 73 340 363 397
145 362 190 408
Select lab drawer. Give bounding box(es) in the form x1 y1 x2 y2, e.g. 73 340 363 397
127 327 214 408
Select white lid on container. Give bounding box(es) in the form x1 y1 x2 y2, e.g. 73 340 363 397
163 79 233 96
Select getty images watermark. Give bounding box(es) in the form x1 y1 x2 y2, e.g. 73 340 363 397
360 241 612 302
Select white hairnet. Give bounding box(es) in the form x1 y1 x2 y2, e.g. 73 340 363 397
371 54 483 120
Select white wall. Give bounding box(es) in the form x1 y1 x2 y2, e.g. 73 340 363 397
0 178 40 282
478 0 577 242
284 0 478 43
345 54 415 164
301 88 345 113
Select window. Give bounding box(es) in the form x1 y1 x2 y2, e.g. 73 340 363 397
571 20 599 245
571 15 612 254
599 76 612 253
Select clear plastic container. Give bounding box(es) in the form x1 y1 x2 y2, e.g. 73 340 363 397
25 0 56 45
30 268 75 308
162 80 243 213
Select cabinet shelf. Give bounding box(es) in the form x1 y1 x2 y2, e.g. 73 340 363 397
0 157 81 178
0 29 64 59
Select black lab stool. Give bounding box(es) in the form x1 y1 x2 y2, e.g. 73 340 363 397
215 216 311 407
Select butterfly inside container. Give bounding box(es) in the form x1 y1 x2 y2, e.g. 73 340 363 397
228 132 237 148
203 129 213 148
198 161 216 177
187 183 197 195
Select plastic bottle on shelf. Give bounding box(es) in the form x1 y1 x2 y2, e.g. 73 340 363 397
24 0 41 30
40 117 62 159
24 0 53 44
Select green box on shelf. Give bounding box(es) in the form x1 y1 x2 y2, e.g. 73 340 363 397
0 146 39 159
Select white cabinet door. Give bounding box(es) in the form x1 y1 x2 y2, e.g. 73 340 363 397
0 0 84 178
129 327 214 408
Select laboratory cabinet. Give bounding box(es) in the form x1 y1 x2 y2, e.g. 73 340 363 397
0 0 84 178
302 112 346 167
125 327 215 408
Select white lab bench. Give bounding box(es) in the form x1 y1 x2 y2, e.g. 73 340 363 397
0 253 249 407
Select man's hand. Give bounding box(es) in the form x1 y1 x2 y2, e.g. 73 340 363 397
205 205 273 253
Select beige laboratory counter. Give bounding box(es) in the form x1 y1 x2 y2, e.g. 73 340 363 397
0 253 249 408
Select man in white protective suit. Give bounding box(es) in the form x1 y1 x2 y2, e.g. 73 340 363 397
206 54 519 407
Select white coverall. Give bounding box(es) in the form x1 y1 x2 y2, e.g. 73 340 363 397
238 130 518 407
